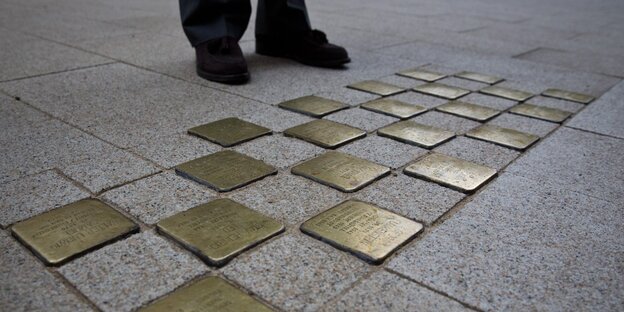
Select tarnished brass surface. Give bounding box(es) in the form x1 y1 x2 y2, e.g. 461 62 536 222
466 124 539 150
396 68 446 82
413 83 470 100
157 199 283 266
11 199 138 266
510 103 572 123
283 119 366 148
291 151 390 192
480 86 533 102
454 71 503 84
360 99 427 119
175 150 276 192
347 80 405 96
301 200 422 264
278 95 348 117
188 117 271 147
542 88 594 104
377 120 455 148
404 153 497 193
139 276 273 312
436 101 500 121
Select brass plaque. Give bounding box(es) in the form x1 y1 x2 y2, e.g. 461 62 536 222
139 276 272 312
509 103 572 123
377 120 455 148
347 80 405 96
405 153 496 193
301 200 422 264
278 95 348 117
283 119 366 149
360 98 427 119
175 150 276 192
413 83 470 100
188 117 271 147
466 124 539 150
11 199 138 266
291 151 390 192
454 71 503 84
435 100 500 121
542 88 594 104
480 86 533 102
157 199 283 266
396 68 446 82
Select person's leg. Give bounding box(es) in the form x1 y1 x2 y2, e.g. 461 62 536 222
180 0 252 46
255 0 311 38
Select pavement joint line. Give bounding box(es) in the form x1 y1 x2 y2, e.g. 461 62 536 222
563 125 624 141
0 61 118 84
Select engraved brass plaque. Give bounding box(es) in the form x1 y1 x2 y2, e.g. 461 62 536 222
283 119 366 149
509 103 572 123
480 86 533 102
466 124 539 150
278 95 348 117
454 71 503 84
347 80 405 96
377 121 455 148
188 117 271 147
435 100 500 121
404 153 496 193
301 200 422 264
175 150 276 192
139 276 272 312
291 151 390 192
360 99 427 119
157 199 283 266
11 199 138 266
413 83 470 100
542 88 594 104
396 68 446 82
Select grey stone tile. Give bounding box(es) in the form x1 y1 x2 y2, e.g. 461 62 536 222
315 87 380 106
466 23 580 46
386 91 447 109
434 136 520 170
59 231 208 312
411 111 481 134
233 104 315 133
338 135 427 169
528 95 584 113
437 77 489 91
325 108 398 132
0 231 93 312
488 113 558 137
568 81 624 139
222 234 370 312
460 93 517 111
129 133 222 169
101 172 216 224
516 47 624 77
388 173 624 311
233 135 324 169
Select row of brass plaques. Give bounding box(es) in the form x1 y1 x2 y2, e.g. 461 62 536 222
413 83 470 100
378 121 455 148
454 71 503 84
466 125 539 151
284 119 365 149
480 85 533 102
542 88 594 104
510 103 572 123
189 117 271 147
278 95 348 117
347 80 405 96
397 68 446 82
361 99 427 119
435 101 500 121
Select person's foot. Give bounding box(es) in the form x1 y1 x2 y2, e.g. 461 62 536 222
195 36 249 84
256 30 350 68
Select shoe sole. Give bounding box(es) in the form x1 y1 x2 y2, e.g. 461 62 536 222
196 67 250 84
256 46 350 68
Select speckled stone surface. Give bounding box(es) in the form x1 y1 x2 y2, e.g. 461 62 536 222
100 172 216 224
385 91 447 109
324 108 398 132
459 93 518 110
130 133 222 169
568 81 624 139
528 95 584 113
223 234 370 312
377 75 426 89
315 87 380 106
437 77 489 91
434 136 520 170
233 135 324 169
411 111 481 134
0 231 93 312
488 113 558 137
0 170 89 227
59 231 208 312
338 135 427 169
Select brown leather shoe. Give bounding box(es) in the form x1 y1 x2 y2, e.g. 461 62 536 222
256 30 350 68
195 36 249 84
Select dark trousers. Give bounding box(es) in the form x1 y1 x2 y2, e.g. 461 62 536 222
179 0 312 47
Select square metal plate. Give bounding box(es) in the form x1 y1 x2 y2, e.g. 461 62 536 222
360 99 427 119
454 71 504 84
301 200 423 264
377 120 455 148
347 80 405 96
175 150 276 192
435 100 501 121
396 68 446 82
188 117 271 147
404 153 497 193
11 199 138 266
284 119 366 149
480 86 533 102
413 83 471 100
542 88 594 104
291 151 390 192
466 124 539 150
278 95 348 117
139 276 273 312
510 103 572 123
157 198 283 267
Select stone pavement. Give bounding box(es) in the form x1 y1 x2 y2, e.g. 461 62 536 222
1 0 623 311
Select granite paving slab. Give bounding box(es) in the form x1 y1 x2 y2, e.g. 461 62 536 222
338 135 427 169
233 135 324 169
434 136 520 170
568 81 624 139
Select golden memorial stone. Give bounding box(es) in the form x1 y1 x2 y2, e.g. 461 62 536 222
413 83 470 100
454 71 503 84
360 99 427 119
510 103 572 123
175 150 276 192
404 153 497 193
542 88 594 104
396 68 446 82
11 199 138 266
377 120 455 148
466 124 539 150
278 95 348 117
347 80 405 96
284 119 366 149
480 86 533 102
188 117 271 147
435 100 500 121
